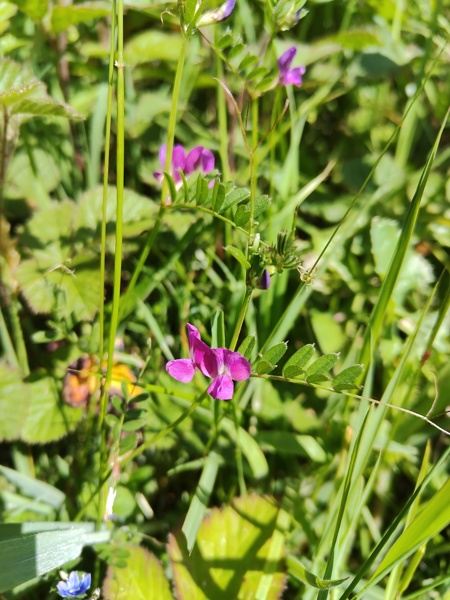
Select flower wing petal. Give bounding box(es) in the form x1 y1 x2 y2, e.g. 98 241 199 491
208 374 234 400
224 350 251 381
166 359 196 382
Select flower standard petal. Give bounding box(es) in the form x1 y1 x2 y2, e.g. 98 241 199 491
67 572 80 593
166 358 196 382
200 148 215 173
278 47 296 77
208 373 235 400
185 146 204 174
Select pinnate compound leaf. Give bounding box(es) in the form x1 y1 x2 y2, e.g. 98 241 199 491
102 545 173 600
287 555 347 590
282 344 315 377
169 495 286 600
331 365 364 391
237 335 256 360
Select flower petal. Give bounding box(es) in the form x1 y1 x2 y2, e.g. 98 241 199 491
172 145 187 171
185 146 204 174
259 269 271 290
208 374 234 400
159 144 167 167
67 572 80 591
78 574 91 594
197 0 236 26
200 149 215 173
223 349 251 381
56 582 69 598
166 358 196 382
278 46 296 75
283 66 305 87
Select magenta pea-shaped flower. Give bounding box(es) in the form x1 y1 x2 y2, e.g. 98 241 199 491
154 144 215 189
166 324 251 401
278 46 306 87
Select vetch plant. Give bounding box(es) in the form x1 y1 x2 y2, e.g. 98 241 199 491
166 324 251 400
153 144 215 189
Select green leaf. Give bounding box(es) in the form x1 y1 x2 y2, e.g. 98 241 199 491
50 1 110 33
224 245 251 270
287 555 347 590
182 452 221 553
255 359 276 375
368 477 450 587
305 353 339 383
237 335 256 360
0 466 65 509
102 545 173 600
0 523 110 593
211 310 225 348
254 195 272 218
0 364 28 442
0 81 42 107
282 344 315 377
220 186 251 212
7 0 47 21
331 365 364 391
122 419 146 432
125 30 183 66
255 432 326 462
21 377 83 444
218 33 234 50
11 97 84 119
238 53 259 71
119 433 138 455
260 342 288 367
228 43 245 60
195 174 210 206
234 203 251 226
169 496 286 600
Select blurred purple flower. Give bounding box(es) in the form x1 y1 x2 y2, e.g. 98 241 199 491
258 269 271 290
278 47 306 87
166 323 251 400
57 572 91 598
154 144 215 188
197 0 237 26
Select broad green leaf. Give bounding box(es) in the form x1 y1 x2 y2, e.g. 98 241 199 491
331 365 364 391
102 545 173 600
169 495 286 600
125 30 183 65
21 377 83 444
234 203 251 226
224 245 251 270
282 344 315 377
287 555 347 590
0 523 110 593
254 195 272 218
5 149 60 204
0 81 41 107
0 364 28 441
368 477 450 587
182 452 221 553
0 466 65 509
7 0 47 21
11 97 84 119
220 186 251 212
237 335 256 360
50 1 110 33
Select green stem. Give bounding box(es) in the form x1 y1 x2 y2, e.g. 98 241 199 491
214 27 230 182
99 0 116 363
118 33 190 319
229 287 252 351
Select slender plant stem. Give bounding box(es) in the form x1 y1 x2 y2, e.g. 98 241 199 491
99 1 117 364
229 287 252 351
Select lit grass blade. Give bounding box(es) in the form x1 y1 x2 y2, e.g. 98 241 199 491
182 451 221 553
358 107 450 373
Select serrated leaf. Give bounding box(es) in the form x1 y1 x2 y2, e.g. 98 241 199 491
50 1 110 33
0 81 42 107
260 342 288 367
102 545 172 600
220 186 250 212
224 245 251 270
169 496 286 600
237 335 256 360
255 360 276 375
305 353 339 377
331 365 364 391
21 377 83 444
119 433 137 455
234 203 251 226
287 555 347 590
282 344 315 377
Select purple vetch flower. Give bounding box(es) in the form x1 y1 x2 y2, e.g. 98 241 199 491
166 323 251 400
258 269 271 290
206 348 251 401
278 47 306 87
56 572 91 598
197 0 237 26
166 324 216 383
153 144 215 188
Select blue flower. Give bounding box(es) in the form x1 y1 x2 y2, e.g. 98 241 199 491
56 572 91 598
